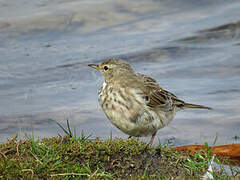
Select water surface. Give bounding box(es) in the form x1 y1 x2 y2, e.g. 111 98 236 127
0 0 240 145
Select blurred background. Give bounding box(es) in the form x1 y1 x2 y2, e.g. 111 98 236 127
0 0 240 145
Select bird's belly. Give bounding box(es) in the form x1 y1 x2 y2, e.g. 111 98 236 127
104 106 173 137
98 87 174 137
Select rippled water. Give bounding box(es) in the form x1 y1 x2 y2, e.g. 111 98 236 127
0 0 240 145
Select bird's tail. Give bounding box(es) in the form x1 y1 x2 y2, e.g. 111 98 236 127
183 103 212 110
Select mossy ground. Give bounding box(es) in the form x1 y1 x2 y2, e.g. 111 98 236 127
0 134 239 179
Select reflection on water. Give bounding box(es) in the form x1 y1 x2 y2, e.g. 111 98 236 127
178 21 240 44
0 0 240 145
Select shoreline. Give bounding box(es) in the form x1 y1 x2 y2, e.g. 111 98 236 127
0 134 239 179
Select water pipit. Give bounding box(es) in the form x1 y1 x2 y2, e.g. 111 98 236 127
88 58 212 146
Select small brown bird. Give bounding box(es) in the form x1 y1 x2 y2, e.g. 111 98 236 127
89 58 212 146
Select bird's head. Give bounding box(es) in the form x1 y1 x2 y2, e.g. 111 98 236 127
88 58 134 82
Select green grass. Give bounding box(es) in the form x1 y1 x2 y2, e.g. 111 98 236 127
0 120 239 179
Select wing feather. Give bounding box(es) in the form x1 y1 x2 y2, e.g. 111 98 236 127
136 73 185 110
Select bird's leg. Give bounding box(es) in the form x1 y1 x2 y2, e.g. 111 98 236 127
148 131 157 147
142 132 157 153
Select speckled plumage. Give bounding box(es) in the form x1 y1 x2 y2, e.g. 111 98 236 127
89 58 211 145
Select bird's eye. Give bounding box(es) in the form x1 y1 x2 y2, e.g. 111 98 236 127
103 66 108 71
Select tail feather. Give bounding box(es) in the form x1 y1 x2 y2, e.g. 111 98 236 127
183 103 212 110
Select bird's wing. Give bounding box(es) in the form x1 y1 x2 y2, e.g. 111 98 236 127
137 73 185 110
147 88 186 110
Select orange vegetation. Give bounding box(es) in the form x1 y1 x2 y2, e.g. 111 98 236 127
174 144 240 166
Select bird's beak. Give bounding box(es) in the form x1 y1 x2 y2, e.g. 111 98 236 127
88 64 101 71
